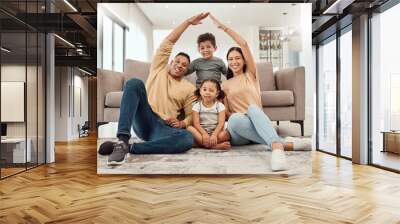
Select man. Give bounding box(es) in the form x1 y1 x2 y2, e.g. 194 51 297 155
100 13 210 165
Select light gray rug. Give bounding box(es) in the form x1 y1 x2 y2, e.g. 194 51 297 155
97 139 311 175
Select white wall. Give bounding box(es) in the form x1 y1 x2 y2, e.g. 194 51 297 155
152 23 309 67
153 25 254 64
54 67 89 141
1 64 47 163
55 67 68 141
299 4 314 136
126 4 154 62
98 3 154 68
1 65 41 137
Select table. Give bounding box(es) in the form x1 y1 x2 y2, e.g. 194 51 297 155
1 138 32 163
382 131 400 154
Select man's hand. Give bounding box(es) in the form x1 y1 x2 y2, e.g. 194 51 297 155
165 118 185 129
202 133 211 148
187 12 209 26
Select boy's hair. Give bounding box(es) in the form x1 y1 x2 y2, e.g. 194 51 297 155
194 79 225 101
197 33 216 48
175 52 191 64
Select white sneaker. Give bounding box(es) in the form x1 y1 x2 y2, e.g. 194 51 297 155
284 137 312 151
270 149 287 171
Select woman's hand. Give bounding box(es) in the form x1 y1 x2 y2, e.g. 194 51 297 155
209 135 218 147
209 14 257 78
187 12 209 26
209 14 226 30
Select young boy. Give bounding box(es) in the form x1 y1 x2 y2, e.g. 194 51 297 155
187 33 227 88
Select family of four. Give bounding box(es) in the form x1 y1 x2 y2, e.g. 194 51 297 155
99 13 289 171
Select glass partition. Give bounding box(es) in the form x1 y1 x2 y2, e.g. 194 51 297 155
0 1 46 179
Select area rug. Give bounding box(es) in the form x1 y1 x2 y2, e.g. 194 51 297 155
97 123 312 175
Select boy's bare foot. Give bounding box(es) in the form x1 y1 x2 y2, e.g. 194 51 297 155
213 141 231 150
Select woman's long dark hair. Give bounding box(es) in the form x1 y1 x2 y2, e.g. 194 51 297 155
226 47 247 80
194 79 225 101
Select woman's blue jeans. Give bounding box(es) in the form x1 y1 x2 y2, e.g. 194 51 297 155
227 105 283 148
117 78 193 154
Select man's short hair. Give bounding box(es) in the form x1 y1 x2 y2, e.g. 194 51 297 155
197 33 216 48
175 52 191 64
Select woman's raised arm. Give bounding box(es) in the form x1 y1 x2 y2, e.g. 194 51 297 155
209 14 257 79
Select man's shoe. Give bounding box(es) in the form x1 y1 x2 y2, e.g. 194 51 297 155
107 141 129 166
98 141 115 155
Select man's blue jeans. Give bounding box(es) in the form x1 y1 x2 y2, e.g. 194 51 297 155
117 78 193 154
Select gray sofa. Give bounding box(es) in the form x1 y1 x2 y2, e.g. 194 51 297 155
97 59 305 135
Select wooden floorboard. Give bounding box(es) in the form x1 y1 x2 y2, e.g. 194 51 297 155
1 135 400 223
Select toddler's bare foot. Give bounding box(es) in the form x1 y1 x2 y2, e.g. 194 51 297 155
284 142 294 151
213 141 231 150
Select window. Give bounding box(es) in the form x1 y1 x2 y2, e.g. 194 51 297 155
113 24 124 72
102 16 113 70
318 37 337 154
340 29 352 158
102 15 125 72
371 3 400 171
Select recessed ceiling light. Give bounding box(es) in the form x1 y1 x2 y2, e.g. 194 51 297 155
54 34 75 48
1 47 11 53
63 0 78 12
78 67 92 76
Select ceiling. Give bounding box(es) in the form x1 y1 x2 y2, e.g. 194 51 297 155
137 3 303 28
0 0 392 75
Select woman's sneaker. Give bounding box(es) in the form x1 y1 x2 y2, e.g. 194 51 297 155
107 141 129 166
270 149 287 171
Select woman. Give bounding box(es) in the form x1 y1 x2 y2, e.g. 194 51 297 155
210 14 288 171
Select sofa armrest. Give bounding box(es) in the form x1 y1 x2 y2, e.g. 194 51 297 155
97 68 124 122
274 67 305 120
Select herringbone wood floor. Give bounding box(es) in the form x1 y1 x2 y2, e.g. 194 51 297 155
1 135 400 224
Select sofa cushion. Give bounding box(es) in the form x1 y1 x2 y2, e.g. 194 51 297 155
104 108 120 122
105 91 123 108
123 59 151 84
261 90 294 107
256 62 276 91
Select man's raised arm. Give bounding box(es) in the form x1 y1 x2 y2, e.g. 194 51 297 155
148 12 209 80
166 12 209 43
